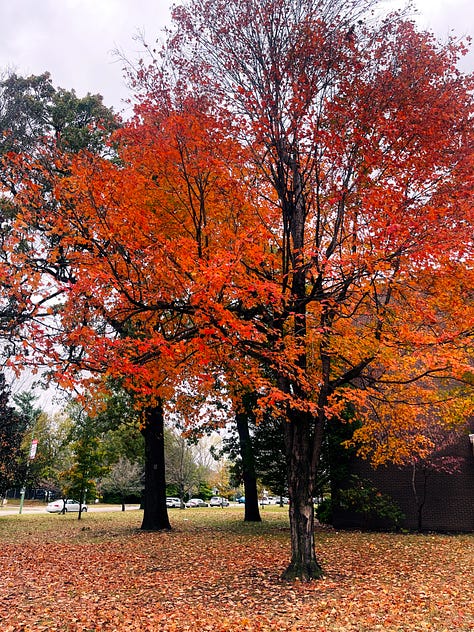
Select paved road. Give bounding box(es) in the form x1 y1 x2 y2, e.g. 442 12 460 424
0 504 141 516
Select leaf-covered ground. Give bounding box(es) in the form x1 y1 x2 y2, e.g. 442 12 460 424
0 507 472 631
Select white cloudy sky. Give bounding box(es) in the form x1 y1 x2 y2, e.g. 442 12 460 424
0 0 473 117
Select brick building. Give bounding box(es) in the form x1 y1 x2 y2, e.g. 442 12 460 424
332 424 474 532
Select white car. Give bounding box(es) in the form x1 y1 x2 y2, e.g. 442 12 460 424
266 496 283 505
209 496 229 507
185 498 209 508
46 499 88 513
166 497 182 508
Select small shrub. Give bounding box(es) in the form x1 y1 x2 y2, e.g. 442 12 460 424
339 476 405 530
315 497 333 525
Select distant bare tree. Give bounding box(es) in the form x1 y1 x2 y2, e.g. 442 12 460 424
101 457 144 511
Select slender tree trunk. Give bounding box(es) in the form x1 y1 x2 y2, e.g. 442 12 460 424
412 464 428 532
78 479 86 521
140 401 171 531
236 407 261 522
282 409 323 581
418 472 428 532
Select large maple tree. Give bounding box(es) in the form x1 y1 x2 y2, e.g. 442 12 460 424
2 96 273 527
141 0 473 579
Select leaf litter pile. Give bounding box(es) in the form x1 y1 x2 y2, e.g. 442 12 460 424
1 508 473 631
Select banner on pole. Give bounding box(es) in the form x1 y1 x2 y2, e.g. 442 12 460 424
29 439 38 460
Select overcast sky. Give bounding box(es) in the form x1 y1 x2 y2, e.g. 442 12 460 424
0 0 473 118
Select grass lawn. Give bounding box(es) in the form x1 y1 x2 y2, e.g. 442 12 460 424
0 506 473 631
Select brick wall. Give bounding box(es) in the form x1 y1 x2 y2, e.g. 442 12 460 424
332 425 474 532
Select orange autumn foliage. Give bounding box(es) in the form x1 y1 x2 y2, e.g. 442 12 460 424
4 102 279 409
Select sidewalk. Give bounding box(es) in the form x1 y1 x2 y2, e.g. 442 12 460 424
0 503 140 516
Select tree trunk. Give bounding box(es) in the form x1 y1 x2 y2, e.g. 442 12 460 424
418 472 428 532
78 481 86 521
236 407 261 522
412 465 428 532
140 401 171 531
277 154 323 579
282 410 323 581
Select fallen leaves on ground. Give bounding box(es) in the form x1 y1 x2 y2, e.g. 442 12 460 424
0 508 473 631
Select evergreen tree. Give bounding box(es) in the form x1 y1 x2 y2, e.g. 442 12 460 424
0 374 28 497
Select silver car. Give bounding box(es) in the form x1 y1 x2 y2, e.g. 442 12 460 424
185 498 209 508
166 497 182 508
209 496 229 507
46 499 88 513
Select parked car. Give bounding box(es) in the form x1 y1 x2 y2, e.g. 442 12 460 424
166 497 182 508
46 499 88 513
267 496 289 505
237 496 245 504
185 498 209 508
209 496 229 507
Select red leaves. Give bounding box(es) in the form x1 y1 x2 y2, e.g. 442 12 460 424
1 510 473 631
